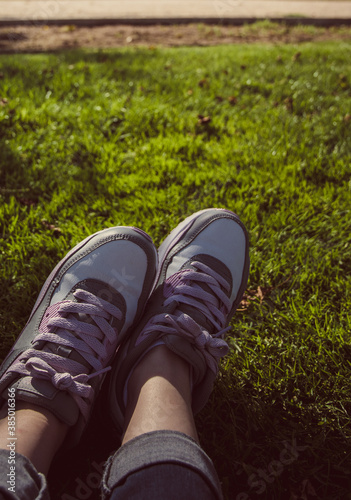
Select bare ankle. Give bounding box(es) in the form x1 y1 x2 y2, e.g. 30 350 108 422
0 401 69 475
122 345 198 445
127 345 192 405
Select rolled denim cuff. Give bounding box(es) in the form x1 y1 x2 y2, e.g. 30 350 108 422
0 449 49 500
102 430 223 500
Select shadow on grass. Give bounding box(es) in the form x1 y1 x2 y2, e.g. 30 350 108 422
197 373 351 500
47 370 351 500
0 132 40 203
0 48 161 86
48 375 121 500
0 139 37 362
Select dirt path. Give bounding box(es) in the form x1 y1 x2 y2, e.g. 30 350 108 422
1 22 351 53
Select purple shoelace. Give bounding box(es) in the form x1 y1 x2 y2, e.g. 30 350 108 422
137 261 231 373
7 289 122 419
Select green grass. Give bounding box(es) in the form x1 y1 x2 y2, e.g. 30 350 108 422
0 41 351 500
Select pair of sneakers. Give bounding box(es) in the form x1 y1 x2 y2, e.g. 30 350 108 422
0 208 249 445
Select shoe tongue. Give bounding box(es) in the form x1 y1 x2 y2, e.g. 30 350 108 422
37 279 125 371
164 254 232 334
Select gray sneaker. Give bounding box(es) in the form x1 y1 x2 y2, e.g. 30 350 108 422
0 226 157 445
108 208 250 434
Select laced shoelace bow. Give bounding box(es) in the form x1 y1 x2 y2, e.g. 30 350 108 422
8 289 122 419
137 261 232 374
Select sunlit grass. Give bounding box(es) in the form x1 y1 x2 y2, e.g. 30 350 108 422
0 41 351 499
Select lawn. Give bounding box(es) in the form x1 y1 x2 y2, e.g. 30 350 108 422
0 39 351 500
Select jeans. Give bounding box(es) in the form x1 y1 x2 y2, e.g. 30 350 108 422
0 431 223 500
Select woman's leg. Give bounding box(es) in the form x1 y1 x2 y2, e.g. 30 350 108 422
102 346 221 500
103 209 250 500
0 227 158 499
0 402 68 475
123 346 198 444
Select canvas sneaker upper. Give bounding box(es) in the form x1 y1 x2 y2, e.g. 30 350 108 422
108 209 250 434
0 226 158 445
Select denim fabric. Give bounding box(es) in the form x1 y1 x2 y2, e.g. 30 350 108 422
102 430 223 500
0 450 49 500
0 431 223 500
